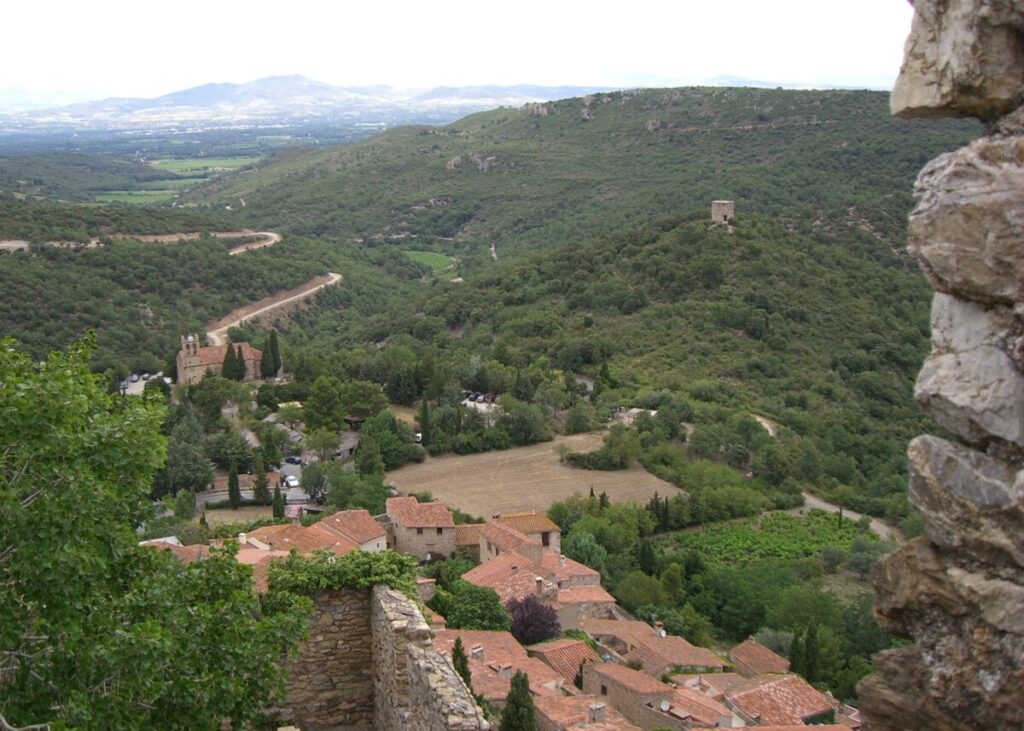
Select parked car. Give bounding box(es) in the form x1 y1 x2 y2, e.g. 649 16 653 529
130 373 140 383
141 373 151 381
414 432 423 444
284 475 300 488
285 455 302 465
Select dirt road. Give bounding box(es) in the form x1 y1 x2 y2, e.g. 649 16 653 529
205 272 342 345
386 433 676 517
794 491 900 542
0 229 281 255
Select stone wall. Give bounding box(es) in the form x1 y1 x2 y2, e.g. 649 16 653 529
271 586 487 730
858 2 1024 729
394 525 456 561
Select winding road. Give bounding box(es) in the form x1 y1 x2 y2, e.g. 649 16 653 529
0 229 281 254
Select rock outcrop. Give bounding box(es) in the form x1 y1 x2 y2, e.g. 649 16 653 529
858 1 1024 728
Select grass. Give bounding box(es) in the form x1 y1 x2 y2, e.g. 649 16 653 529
93 190 179 204
152 156 262 175
405 250 456 273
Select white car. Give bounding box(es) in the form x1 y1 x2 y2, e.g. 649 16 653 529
284 475 300 488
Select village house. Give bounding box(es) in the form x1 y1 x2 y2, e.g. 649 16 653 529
316 509 387 552
728 638 790 677
432 629 568 708
534 695 641 731
723 673 838 727
579 618 726 676
176 333 263 386
493 511 561 553
527 638 600 687
383 496 456 561
582 663 742 730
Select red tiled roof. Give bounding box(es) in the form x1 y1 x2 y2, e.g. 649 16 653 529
480 521 535 552
726 673 836 726
197 342 262 368
671 672 749 699
142 540 208 564
461 551 557 604
386 496 454 528
589 662 671 696
527 638 600 684
534 695 640 731
538 551 600 583
456 523 485 546
433 630 564 702
319 509 387 544
667 687 732 726
580 617 725 672
496 512 560 535
557 585 616 606
579 617 654 642
730 638 791 674
245 523 357 555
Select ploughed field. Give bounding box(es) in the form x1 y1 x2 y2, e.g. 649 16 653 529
385 432 676 516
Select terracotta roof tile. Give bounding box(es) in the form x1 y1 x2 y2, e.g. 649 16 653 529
142 540 209 564
556 585 616 606
726 673 836 726
534 695 640 730
197 342 261 368
527 638 600 684
730 638 791 675
667 687 732 726
480 521 535 552
386 496 454 528
246 523 357 555
461 551 557 604
589 662 671 696
456 523 485 546
581 617 725 672
319 509 387 544
539 552 600 583
496 512 560 535
433 630 564 701
670 672 749 699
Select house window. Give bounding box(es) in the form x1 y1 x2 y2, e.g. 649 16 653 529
541 532 550 547
600 685 607 696
436 528 443 535
416 528 423 535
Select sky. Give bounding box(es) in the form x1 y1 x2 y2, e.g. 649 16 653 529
3 0 913 101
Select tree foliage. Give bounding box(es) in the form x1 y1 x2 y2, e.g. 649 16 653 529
506 595 561 646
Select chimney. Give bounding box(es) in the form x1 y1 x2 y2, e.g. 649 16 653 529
239 532 247 545
497 663 513 679
470 645 484 662
654 621 664 630
535 576 544 595
511 564 518 574
588 703 607 722
560 554 566 566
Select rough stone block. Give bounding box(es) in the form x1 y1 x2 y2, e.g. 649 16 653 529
916 294 1024 446
891 0 1024 120
908 434 1024 568
908 122 1024 305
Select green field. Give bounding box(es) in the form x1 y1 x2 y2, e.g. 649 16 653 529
405 250 456 273
151 156 262 175
93 190 179 204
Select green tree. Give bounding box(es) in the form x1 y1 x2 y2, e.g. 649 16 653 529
418 397 432 447
339 379 389 420
172 489 196 521
228 467 242 509
165 414 213 493
270 330 282 374
235 344 247 381
272 484 285 518
499 670 535 731
564 400 593 434
307 428 339 463
260 339 275 379
0 337 307 729
615 571 668 612
221 342 239 380
562 531 608 576
659 563 686 605
252 454 271 505
304 375 346 431
446 581 512 631
638 540 657 575
277 403 304 429
356 436 386 476
452 636 473 690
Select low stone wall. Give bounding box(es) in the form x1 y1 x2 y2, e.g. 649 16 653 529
271 585 487 730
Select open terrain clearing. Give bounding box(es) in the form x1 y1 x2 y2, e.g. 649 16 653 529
386 432 676 517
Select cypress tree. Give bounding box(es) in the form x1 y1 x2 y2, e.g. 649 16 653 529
221 344 237 380
804 622 820 683
499 670 535 731
252 454 271 505
452 637 472 690
270 331 281 375
235 345 246 381
228 467 241 509
272 484 284 518
638 540 656 576
789 627 804 677
260 341 275 379
418 397 432 447
199 509 209 530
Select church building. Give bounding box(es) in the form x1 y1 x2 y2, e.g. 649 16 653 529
176 334 263 385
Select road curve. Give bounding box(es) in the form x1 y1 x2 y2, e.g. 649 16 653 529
0 229 281 254
206 272 343 346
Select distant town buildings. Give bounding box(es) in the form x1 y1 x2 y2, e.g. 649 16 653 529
176 333 262 385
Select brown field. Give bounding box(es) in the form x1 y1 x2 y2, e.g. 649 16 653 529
389 404 417 426
385 433 678 517
199 505 274 525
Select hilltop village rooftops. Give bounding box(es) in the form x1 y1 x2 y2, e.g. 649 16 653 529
317 509 387 545
456 523 485 547
725 673 837 726
579 617 726 672
533 695 641 731
494 511 560 535
480 521 537 552
385 496 455 528
527 638 600 683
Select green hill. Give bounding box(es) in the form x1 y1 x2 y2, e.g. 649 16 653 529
191 87 975 266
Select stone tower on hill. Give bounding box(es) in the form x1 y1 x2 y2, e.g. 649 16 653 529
175 334 262 385
711 200 734 223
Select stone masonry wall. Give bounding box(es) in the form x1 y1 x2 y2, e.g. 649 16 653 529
371 585 488 730
858 2 1024 729
271 586 487 730
271 588 375 730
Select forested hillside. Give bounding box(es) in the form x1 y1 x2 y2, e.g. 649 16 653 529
192 87 975 266
0 153 182 201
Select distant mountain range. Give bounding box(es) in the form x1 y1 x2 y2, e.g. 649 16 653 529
0 76 621 131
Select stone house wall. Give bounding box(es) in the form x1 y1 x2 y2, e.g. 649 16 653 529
394 524 456 561
581 664 672 731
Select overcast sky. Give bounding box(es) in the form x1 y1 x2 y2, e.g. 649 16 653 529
4 0 913 100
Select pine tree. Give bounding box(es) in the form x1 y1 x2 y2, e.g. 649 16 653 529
499 670 535 731
272 485 284 518
599 491 610 510
452 637 473 691
235 345 246 381
228 468 241 509
418 397 432 447
221 344 237 380
804 622 821 683
252 454 271 505
638 540 656 576
269 331 281 375
199 509 209 530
